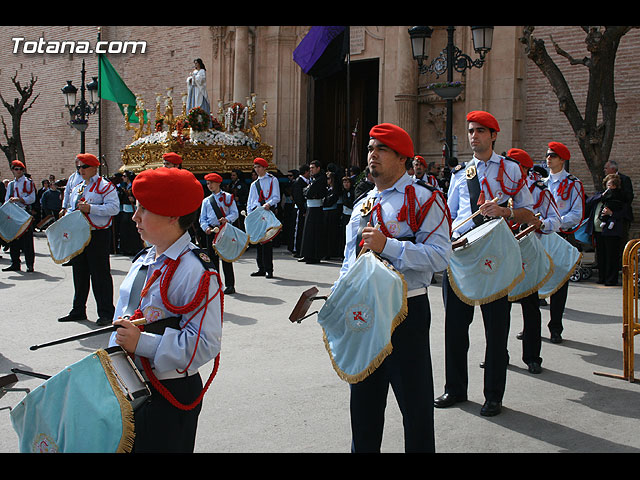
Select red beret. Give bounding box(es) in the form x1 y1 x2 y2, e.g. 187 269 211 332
414 155 427 168
204 173 222 183
76 153 100 167
369 123 414 158
11 160 26 169
548 142 570 160
132 167 203 216
253 157 268 168
162 152 183 165
507 148 533 169
466 111 500 132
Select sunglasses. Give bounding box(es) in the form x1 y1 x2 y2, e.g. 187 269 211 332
76 164 92 170
12 167 24 171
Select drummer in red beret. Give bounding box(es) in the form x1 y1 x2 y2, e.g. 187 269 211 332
109 166 222 453
337 122 451 453
200 172 238 294
435 111 536 418
543 140 584 344
3 159 36 272
162 152 183 168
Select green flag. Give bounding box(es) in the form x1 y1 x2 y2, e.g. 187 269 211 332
99 55 147 124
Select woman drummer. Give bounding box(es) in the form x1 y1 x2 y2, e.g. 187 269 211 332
108 167 223 453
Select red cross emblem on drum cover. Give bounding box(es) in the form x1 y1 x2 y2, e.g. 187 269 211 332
353 311 366 323
63 232 69 239
484 259 493 270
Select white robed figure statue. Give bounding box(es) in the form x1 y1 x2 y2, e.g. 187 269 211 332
186 58 211 117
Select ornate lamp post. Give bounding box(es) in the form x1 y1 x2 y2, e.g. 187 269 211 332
62 59 99 154
408 26 494 167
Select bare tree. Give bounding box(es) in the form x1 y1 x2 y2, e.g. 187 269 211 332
520 26 637 190
0 71 39 169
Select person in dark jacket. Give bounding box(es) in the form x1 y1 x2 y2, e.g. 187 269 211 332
299 160 327 264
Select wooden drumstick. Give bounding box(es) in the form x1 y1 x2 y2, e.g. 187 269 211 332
357 222 380 258
451 196 501 232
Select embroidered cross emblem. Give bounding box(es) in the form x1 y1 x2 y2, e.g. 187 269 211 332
63 232 69 239
484 259 493 270
353 311 366 323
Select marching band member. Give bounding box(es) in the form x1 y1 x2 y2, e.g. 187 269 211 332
247 157 280 278
108 166 223 453
162 151 183 168
435 111 535 417
544 141 585 343
339 123 451 452
58 153 119 326
200 172 238 294
3 160 35 272
412 155 440 190
507 148 561 374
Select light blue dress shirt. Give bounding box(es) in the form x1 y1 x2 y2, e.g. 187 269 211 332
65 174 120 229
108 231 223 379
544 169 584 231
5 175 36 209
199 190 239 231
526 177 562 234
247 173 280 212
447 152 534 237
337 173 451 292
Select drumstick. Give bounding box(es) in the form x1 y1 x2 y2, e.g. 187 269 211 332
451 196 501 232
357 222 380 258
29 318 148 351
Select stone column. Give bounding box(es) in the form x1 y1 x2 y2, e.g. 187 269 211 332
233 26 251 103
394 26 418 146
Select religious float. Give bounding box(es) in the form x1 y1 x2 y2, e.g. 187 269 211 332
119 90 276 175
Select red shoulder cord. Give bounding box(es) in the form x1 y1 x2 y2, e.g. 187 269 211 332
557 177 585 234
129 252 224 411
496 158 525 196
81 178 115 230
374 185 452 242
220 192 234 207
258 177 273 204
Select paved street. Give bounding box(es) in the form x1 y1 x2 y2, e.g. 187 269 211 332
1 232 640 453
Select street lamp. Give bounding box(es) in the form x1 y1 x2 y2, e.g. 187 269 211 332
62 59 99 153
409 26 494 167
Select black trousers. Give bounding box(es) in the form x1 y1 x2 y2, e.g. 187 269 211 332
256 241 273 274
509 291 542 365
8 225 34 269
70 228 115 320
595 232 621 285
206 233 235 288
349 294 435 453
442 273 510 403
133 373 203 453
548 280 569 336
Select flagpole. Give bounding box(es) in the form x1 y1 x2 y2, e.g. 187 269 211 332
346 25 351 171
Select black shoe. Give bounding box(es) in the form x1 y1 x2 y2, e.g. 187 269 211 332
434 392 467 408
527 361 542 374
224 286 235 294
266 272 273 279
96 317 112 326
2 265 20 272
26 267 34 273
480 400 502 417
250 271 266 277
516 331 523 340
58 314 88 323
550 332 563 344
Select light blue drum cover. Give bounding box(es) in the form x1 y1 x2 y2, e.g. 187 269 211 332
245 207 282 244
317 251 408 384
46 210 91 264
10 349 135 453
447 218 524 306
213 222 249 262
538 232 582 298
508 231 554 301
0 200 33 243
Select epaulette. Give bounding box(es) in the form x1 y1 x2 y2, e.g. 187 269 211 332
567 174 581 183
415 178 437 193
452 163 466 174
503 155 519 164
132 246 151 262
191 248 217 270
532 180 547 190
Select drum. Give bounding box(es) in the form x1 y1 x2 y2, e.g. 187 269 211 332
447 218 524 306
45 210 91 264
0 201 33 243
508 231 554 301
537 232 582 298
316 251 408 384
10 347 149 453
213 222 249 262
244 206 282 244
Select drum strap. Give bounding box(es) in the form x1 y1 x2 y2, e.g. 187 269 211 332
208 194 225 220
123 265 149 318
466 169 484 227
